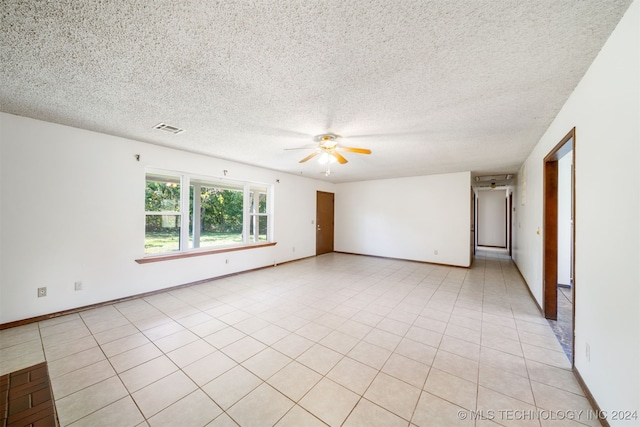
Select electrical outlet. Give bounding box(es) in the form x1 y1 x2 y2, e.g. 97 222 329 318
292 246 296 252
37 287 47 297
225 259 230 264
434 249 438 255
586 343 590 362
74 281 83 291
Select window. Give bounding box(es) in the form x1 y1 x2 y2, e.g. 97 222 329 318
144 170 272 255
249 185 268 243
145 173 182 254
190 180 244 249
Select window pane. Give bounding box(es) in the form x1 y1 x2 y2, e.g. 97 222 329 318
145 215 180 254
249 215 268 242
146 174 180 212
250 188 268 214
190 185 243 248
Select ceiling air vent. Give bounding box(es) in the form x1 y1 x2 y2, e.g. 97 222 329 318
475 174 513 182
153 123 185 134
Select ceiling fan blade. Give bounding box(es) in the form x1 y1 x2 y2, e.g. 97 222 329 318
299 152 320 163
284 146 316 150
333 152 348 164
338 146 372 154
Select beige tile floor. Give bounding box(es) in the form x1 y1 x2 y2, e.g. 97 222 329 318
0 250 599 427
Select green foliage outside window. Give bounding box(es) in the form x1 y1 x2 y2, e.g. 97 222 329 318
144 173 270 254
194 187 244 234
145 182 180 232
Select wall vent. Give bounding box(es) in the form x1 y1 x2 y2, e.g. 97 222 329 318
153 123 185 134
475 174 513 182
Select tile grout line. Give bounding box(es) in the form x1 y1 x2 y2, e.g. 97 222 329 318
2 252 593 426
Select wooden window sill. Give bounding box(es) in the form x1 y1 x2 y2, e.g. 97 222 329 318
135 242 277 264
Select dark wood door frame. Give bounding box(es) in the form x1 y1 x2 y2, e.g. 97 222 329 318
473 191 477 256
543 128 575 323
505 196 508 250
507 192 513 257
470 188 475 264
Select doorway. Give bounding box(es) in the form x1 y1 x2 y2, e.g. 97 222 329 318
316 191 334 255
471 188 476 262
477 189 507 248
508 193 513 257
543 128 575 362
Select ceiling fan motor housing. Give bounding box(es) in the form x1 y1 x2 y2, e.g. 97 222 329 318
315 134 339 149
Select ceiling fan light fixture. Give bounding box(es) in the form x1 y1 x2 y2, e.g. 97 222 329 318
318 152 337 164
291 133 371 175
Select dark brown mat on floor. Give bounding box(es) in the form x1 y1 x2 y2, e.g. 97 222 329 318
1 362 57 427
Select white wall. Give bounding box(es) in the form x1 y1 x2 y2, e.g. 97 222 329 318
334 172 471 267
0 113 335 324
557 151 572 286
513 0 639 420
477 189 506 247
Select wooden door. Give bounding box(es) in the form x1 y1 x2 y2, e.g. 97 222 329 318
316 191 334 255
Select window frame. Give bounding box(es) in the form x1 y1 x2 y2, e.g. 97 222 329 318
189 177 245 250
144 172 184 255
143 168 273 257
248 185 269 243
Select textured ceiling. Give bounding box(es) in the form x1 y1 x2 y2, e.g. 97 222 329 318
1 1 633 183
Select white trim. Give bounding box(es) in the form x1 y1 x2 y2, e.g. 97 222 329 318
145 168 273 255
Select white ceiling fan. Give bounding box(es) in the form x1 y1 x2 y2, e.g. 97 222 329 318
287 133 372 175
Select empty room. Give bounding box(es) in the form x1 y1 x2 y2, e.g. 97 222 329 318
1 1 638 426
